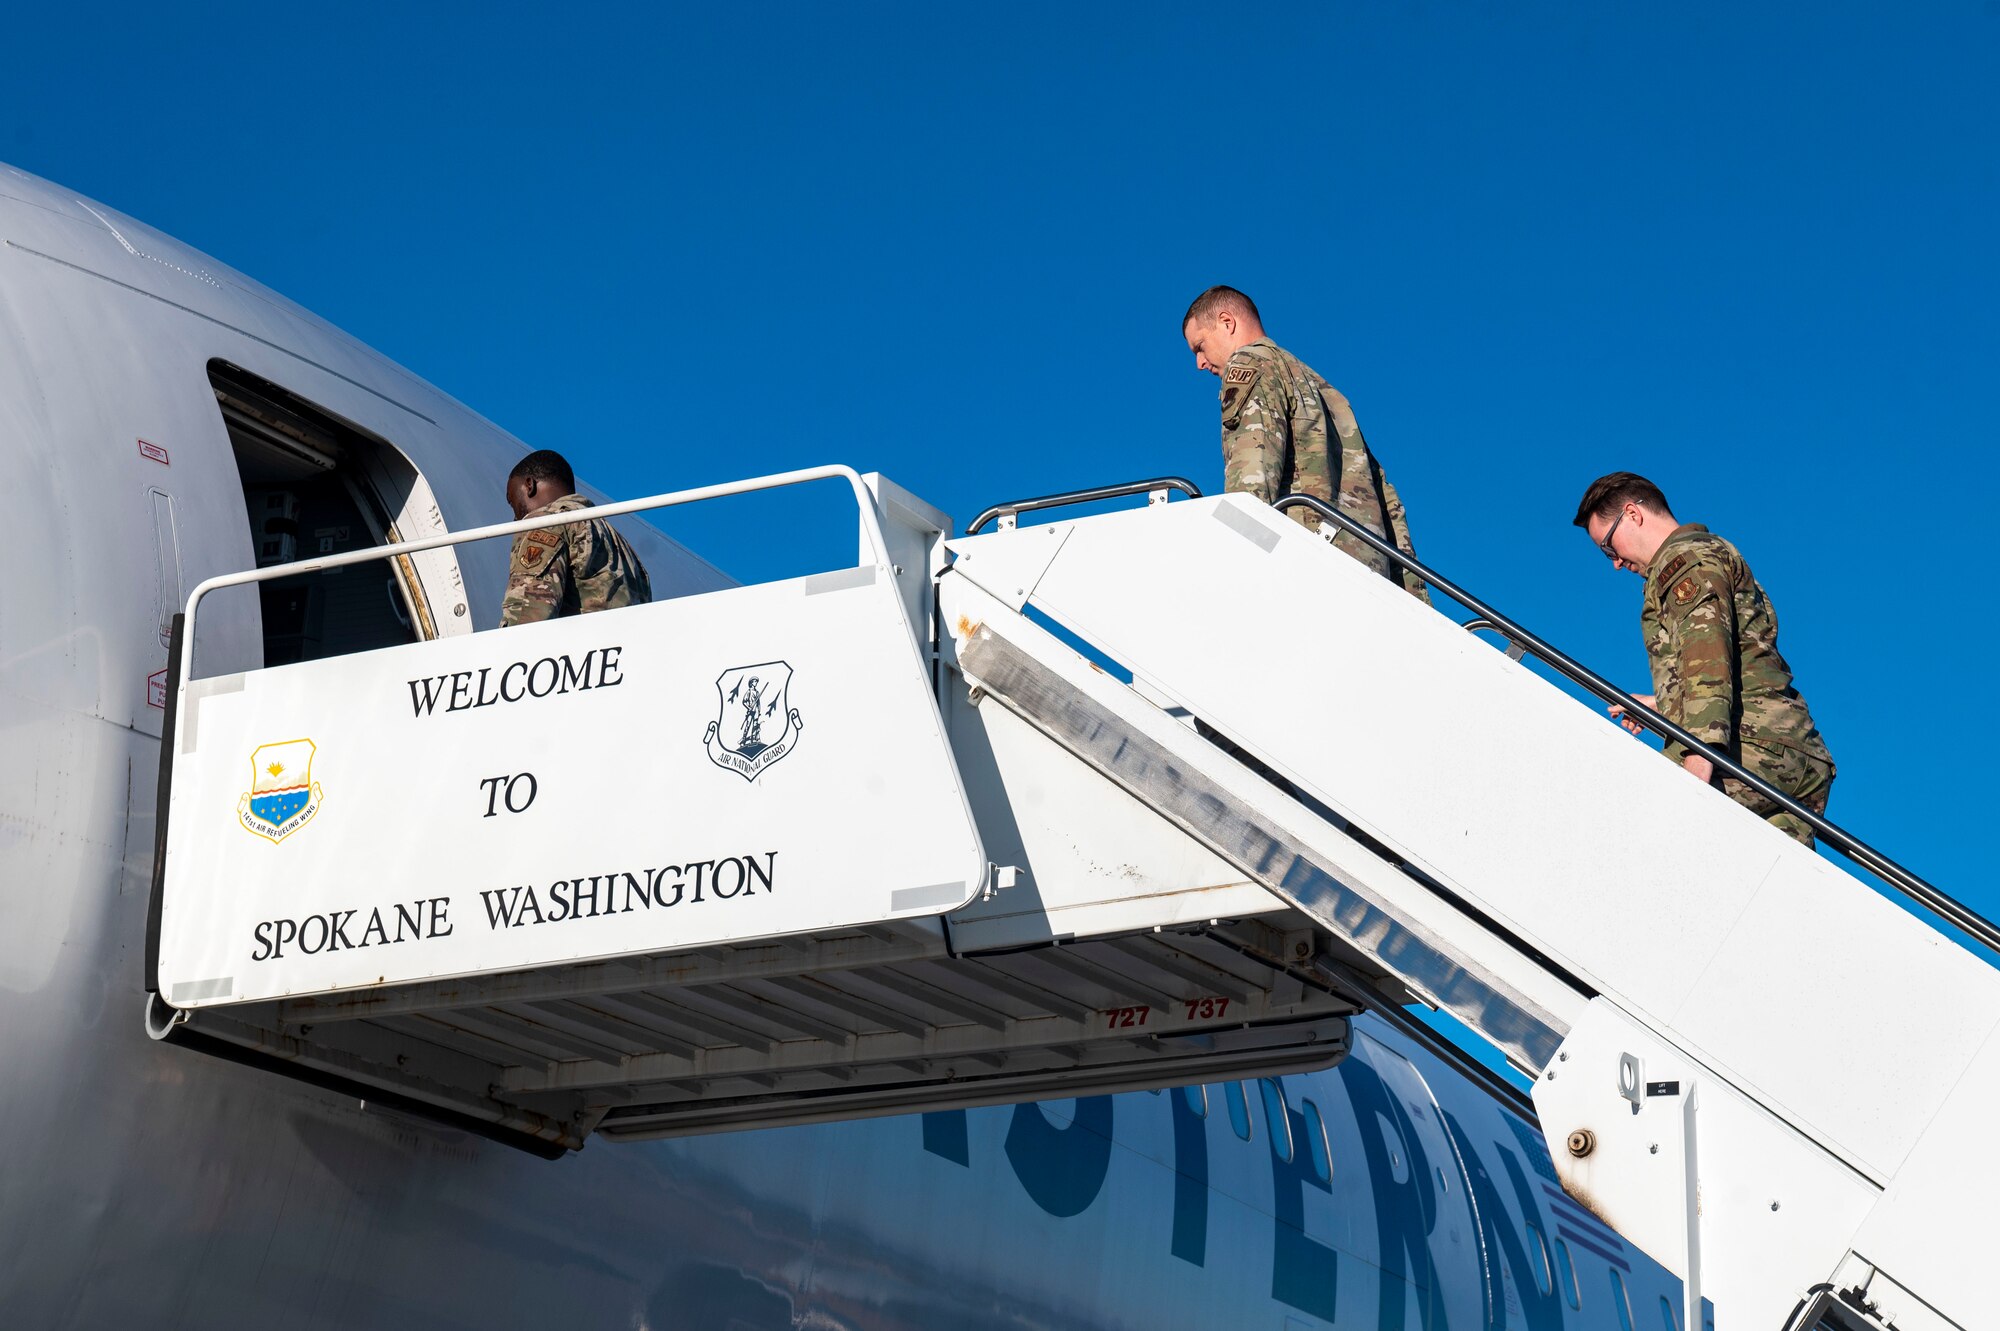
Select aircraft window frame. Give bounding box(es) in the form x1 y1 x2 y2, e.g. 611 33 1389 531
1181 1083 1208 1118
1302 1097 1332 1183
1525 1221 1555 1297
1609 1268 1636 1331
1659 1296 1679 1331
1259 1078 1294 1163
1553 1237 1581 1309
1224 1081 1252 1141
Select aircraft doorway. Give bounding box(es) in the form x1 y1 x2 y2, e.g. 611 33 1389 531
208 360 468 666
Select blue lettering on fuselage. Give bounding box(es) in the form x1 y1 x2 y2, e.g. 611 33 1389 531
922 1100 1118 1221
925 1097 1203 1255
1002 1097 1114 1218
917 1071 1580 1331
1443 1110 1566 1331
1168 1087 1208 1267
921 1109 969 1166
920 1078 1429 1322
1337 1056 1451 1331
1268 1092 1339 1320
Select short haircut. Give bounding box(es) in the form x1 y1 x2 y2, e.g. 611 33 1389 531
1182 285 1261 329
509 448 574 494
1573 471 1670 528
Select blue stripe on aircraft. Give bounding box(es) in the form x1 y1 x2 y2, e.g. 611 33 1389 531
1555 1224 1632 1272
1541 1183 1624 1247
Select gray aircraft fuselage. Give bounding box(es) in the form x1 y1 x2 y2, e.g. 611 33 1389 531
0 161 1679 1330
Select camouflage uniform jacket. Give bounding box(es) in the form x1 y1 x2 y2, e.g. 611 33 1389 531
1217 338 1427 600
498 493 652 627
1640 524 1832 769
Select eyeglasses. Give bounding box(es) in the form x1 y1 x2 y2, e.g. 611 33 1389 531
1596 506 1627 561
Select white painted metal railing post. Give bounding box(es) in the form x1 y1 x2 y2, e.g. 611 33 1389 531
1682 1084 1703 1331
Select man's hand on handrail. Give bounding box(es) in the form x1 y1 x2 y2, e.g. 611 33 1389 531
1606 694 1655 737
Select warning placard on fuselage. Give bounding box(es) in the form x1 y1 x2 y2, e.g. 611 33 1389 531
156 564 984 1008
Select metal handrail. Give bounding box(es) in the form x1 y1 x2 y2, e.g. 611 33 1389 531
178 464 895 685
965 477 1201 536
1273 492 2000 957
1460 617 1527 662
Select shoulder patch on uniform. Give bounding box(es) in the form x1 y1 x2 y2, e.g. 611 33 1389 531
1224 365 1256 386
1654 553 1692 590
1673 576 1697 606
524 541 548 563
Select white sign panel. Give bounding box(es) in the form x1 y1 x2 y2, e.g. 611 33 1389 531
157 566 984 1008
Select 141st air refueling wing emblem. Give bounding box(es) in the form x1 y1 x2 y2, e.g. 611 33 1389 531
237 738 323 843
704 662 803 781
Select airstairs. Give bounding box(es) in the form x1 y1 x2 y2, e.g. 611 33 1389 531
149 466 2000 1331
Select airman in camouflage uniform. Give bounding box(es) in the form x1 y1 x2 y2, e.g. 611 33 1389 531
499 449 651 628
1577 472 1834 845
1183 286 1427 600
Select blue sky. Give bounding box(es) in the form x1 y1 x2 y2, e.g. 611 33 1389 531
7 6 1996 981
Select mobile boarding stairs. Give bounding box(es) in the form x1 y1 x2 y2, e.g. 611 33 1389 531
148 466 2000 1331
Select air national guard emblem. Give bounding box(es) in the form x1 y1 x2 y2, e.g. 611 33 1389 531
237 738 323 843
704 662 803 781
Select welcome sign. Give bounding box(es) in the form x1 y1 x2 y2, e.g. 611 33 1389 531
156 564 984 1009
